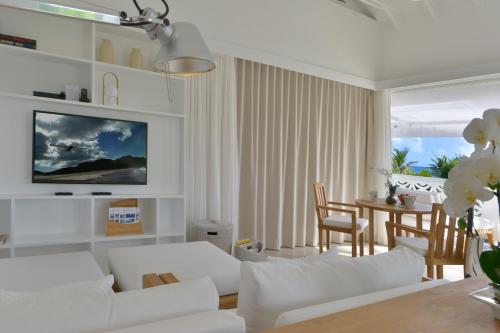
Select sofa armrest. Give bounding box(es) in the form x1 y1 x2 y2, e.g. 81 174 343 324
105 311 245 333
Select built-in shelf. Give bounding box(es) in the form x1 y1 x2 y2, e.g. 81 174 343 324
0 10 187 270
7 193 184 200
0 43 92 67
0 92 185 118
158 230 185 238
14 233 91 248
93 233 157 242
94 61 184 81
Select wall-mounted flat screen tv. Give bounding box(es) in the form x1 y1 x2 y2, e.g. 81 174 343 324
33 111 147 185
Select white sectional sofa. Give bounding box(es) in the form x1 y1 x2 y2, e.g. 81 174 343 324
236 246 447 333
0 252 245 333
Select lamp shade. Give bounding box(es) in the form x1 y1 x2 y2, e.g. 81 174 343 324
155 22 215 75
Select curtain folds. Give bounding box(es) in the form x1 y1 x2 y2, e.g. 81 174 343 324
185 55 239 242
236 59 376 250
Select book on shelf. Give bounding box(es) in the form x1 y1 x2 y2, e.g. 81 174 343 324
109 207 141 224
0 34 36 49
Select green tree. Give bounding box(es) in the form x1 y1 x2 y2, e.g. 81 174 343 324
416 169 433 177
392 148 417 175
430 156 460 179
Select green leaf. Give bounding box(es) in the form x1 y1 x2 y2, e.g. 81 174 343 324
480 248 500 285
457 218 468 230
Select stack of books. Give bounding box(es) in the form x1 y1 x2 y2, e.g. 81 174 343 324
0 34 36 49
0 234 7 244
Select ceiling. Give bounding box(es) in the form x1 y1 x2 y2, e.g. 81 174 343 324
334 0 488 30
391 78 500 137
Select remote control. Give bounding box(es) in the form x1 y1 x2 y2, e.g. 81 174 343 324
55 192 73 196
91 192 112 196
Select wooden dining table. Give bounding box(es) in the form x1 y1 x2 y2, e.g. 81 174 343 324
355 198 433 255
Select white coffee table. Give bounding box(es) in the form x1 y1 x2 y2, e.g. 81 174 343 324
108 241 240 296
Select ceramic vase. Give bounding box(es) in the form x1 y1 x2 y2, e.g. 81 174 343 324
385 194 397 205
99 39 114 64
129 48 144 69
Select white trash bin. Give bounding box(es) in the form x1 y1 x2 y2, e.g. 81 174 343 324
194 220 233 254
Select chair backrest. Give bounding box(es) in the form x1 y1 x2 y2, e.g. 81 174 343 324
428 203 467 263
313 182 328 220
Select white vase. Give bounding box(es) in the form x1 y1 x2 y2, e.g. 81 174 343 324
129 48 144 69
99 39 114 64
464 234 484 278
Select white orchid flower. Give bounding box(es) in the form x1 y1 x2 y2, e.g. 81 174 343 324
463 118 496 150
472 154 500 186
483 109 500 145
443 197 467 219
443 177 495 216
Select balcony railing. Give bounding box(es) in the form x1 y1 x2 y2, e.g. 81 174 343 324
392 174 445 202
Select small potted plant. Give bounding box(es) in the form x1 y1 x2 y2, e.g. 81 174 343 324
379 168 398 205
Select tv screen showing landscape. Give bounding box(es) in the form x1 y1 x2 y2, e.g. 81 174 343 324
33 111 147 185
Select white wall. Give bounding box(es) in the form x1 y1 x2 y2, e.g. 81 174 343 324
378 1 500 89
55 0 381 89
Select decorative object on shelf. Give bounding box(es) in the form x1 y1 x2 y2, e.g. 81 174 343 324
102 72 119 106
106 199 144 236
0 234 7 244
64 84 80 101
99 38 114 64
33 90 65 100
369 190 378 202
444 109 500 318
129 48 144 69
79 88 90 103
379 168 398 205
0 33 36 49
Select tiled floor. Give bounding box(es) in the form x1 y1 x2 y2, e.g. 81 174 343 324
265 242 464 282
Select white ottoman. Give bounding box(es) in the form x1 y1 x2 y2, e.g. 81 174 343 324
108 241 240 296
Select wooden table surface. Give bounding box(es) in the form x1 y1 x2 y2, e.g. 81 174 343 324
356 198 433 215
355 198 433 255
263 277 500 333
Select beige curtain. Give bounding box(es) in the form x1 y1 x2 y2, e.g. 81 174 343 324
236 59 375 250
367 90 393 245
185 55 239 242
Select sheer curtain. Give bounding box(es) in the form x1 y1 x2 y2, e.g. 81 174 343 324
367 90 393 245
185 55 239 241
236 59 375 250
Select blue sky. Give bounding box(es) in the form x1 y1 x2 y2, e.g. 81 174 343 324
98 124 147 160
392 137 474 167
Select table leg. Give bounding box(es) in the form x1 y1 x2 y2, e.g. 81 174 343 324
396 213 402 237
369 208 374 255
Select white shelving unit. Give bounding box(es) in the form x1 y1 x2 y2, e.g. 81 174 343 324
0 8 187 271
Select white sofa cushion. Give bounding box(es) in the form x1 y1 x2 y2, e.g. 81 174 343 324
396 236 429 256
323 215 369 230
0 275 114 333
0 276 220 333
107 276 219 331
274 279 450 327
0 252 104 292
105 311 245 333
237 246 424 333
108 241 240 296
